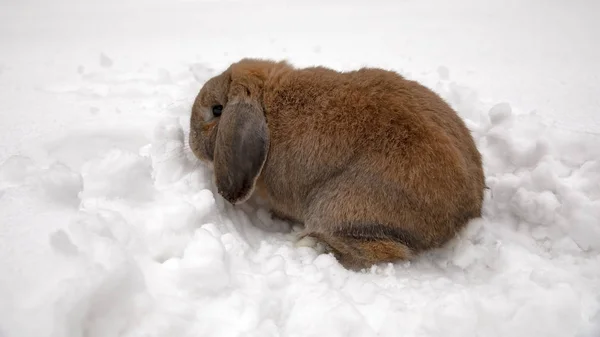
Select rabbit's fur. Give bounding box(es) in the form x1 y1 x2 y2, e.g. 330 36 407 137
190 59 485 270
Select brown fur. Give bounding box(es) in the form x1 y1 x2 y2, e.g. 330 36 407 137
190 58 485 270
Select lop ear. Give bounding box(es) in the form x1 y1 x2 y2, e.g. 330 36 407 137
213 101 269 204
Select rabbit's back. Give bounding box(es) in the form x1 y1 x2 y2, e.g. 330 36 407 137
262 67 483 214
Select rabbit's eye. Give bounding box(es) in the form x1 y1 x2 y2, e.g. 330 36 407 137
212 105 223 117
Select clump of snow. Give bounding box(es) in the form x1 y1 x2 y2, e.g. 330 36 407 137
100 52 114 68
488 102 512 125
38 162 83 206
437 66 450 80
1 0 600 336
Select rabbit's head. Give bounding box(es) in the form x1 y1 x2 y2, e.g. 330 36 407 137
189 59 288 204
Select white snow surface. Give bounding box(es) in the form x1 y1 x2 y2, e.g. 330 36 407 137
1 0 600 336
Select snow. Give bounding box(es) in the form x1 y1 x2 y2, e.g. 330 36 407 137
1 0 600 336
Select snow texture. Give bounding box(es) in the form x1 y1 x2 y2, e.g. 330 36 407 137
1 0 599 336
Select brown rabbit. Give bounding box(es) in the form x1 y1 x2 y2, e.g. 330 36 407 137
189 58 485 270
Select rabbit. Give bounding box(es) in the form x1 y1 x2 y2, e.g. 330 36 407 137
189 58 485 270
